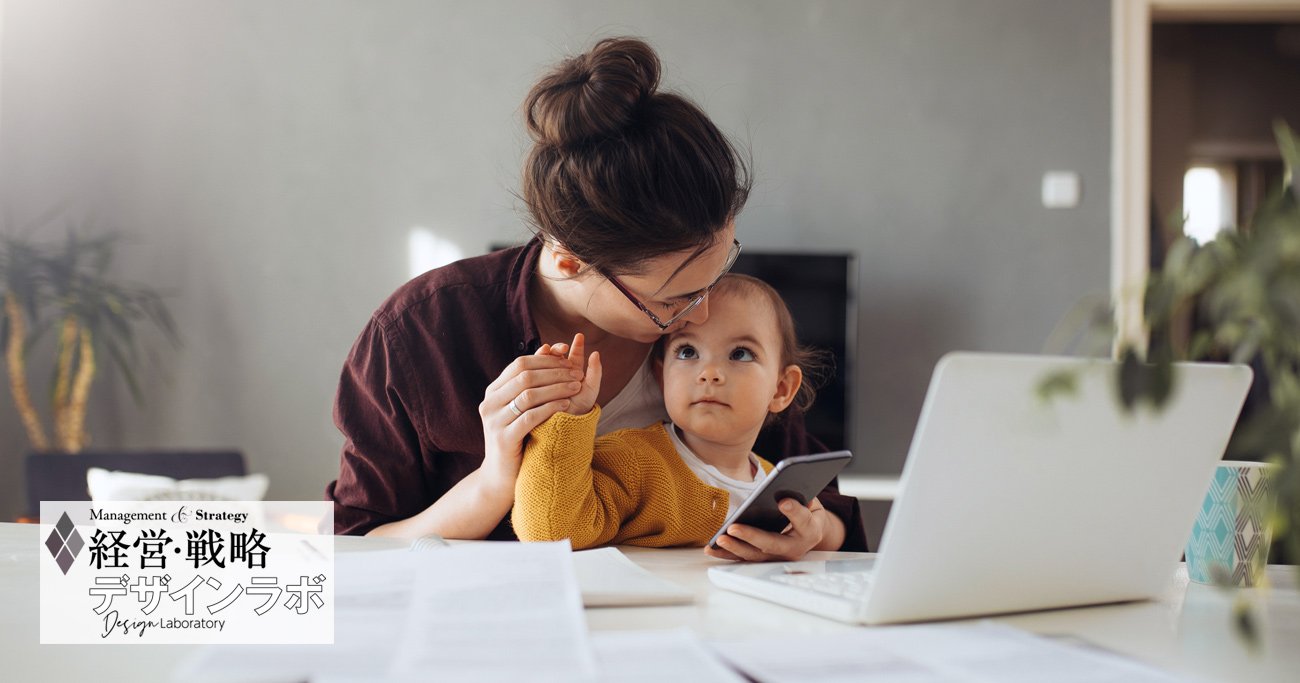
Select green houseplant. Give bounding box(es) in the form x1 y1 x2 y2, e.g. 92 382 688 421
1 226 177 453
1121 122 1298 567
1042 121 1300 640
1034 122 1300 645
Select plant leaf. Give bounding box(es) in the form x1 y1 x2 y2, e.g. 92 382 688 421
1276 120 1299 198
1036 370 1079 403
1118 347 1142 411
102 336 144 405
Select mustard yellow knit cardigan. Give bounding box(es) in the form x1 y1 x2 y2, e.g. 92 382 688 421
512 406 774 549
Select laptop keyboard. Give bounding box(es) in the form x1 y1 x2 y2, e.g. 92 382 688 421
770 569 874 600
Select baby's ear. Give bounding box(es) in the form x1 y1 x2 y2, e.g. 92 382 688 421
768 364 803 414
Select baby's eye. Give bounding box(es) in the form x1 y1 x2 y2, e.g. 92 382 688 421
730 347 755 362
673 345 698 360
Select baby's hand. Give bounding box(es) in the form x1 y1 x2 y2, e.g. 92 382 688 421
541 333 602 416
704 497 830 562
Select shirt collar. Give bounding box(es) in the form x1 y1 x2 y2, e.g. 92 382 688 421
666 423 762 483
506 236 544 354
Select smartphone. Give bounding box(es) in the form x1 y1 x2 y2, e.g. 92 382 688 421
708 450 853 550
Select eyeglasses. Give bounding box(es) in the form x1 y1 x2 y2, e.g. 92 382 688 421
600 238 742 331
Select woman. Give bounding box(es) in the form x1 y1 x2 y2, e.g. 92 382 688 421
326 36 867 557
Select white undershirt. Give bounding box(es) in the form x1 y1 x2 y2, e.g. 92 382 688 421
666 423 767 517
595 353 669 435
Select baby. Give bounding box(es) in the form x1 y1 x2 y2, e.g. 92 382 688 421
512 274 853 561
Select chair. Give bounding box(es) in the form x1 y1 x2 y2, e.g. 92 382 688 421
24 450 247 519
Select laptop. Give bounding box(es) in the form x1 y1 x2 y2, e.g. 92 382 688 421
709 352 1253 624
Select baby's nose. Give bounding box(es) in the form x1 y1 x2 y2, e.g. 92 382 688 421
697 366 724 383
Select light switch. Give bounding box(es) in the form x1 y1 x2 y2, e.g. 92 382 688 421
1042 171 1081 209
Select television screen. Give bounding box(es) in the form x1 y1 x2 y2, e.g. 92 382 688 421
731 252 854 457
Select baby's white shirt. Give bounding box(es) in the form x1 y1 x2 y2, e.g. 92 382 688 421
666 424 767 517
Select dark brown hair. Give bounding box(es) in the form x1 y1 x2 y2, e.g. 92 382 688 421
657 273 829 420
521 37 751 275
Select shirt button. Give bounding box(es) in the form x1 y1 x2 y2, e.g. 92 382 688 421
517 341 525 350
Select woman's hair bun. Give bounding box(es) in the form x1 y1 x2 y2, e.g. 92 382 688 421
521 36 749 274
524 37 661 148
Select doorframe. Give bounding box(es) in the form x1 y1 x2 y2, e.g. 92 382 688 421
1110 0 1300 352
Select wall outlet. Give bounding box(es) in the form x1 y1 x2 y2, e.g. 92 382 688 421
1042 171 1081 208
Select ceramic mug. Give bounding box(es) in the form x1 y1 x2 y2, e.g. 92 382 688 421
1186 461 1277 586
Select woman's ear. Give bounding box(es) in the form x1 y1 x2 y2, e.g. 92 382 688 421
768 364 803 414
543 242 586 279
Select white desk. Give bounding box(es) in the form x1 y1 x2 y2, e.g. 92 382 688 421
2 522 1297 682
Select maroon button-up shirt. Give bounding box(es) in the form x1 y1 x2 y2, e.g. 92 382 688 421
326 238 868 551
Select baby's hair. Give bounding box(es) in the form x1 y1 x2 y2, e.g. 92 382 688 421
658 273 829 419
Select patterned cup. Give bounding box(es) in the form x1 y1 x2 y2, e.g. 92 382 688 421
1186 461 1277 586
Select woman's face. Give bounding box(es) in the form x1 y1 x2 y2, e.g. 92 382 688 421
579 223 738 344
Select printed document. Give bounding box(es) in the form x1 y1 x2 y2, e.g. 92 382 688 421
388 541 596 682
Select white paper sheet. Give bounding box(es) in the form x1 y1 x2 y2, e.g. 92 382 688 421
573 548 694 607
590 629 746 682
410 543 694 607
710 621 1199 683
387 541 596 682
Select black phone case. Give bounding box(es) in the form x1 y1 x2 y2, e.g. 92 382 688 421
709 450 852 549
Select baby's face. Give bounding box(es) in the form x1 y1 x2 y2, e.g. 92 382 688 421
659 287 788 447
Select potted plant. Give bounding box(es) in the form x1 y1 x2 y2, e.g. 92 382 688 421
1 226 178 454
1043 121 1300 642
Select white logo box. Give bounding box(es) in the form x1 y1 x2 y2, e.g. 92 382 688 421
40 501 334 645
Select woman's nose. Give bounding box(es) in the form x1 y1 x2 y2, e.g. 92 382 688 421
683 296 710 326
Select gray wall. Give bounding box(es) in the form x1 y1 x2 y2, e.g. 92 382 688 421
0 0 1110 519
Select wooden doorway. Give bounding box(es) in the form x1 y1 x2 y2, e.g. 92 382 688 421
1111 0 1300 350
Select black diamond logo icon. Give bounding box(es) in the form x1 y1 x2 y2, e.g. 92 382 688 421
67 529 85 556
55 512 75 540
56 548 75 574
46 512 82 575
45 530 63 557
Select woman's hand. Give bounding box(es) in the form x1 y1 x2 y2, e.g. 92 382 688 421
478 342 584 491
704 497 837 562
